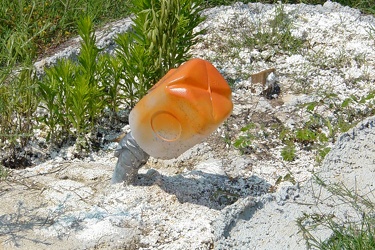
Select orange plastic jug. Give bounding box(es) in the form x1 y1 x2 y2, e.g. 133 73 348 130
129 58 233 159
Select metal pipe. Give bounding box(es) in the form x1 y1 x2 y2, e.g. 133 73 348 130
111 132 149 184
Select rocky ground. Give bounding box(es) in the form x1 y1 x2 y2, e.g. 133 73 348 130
1 1 375 249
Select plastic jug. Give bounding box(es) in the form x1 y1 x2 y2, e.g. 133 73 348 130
129 58 233 159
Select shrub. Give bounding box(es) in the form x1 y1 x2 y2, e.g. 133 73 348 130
115 0 205 105
0 65 39 167
38 16 105 145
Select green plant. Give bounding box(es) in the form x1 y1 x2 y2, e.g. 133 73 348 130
234 123 256 154
275 173 296 185
278 114 330 162
0 65 39 166
303 91 372 143
295 128 317 145
234 134 255 154
0 0 131 66
368 25 375 45
38 16 105 145
297 176 375 249
115 32 157 107
97 54 124 116
316 147 330 164
39 59 77 143
244 4 305 54
277 86 375 165
115 0 205 105
281 143 296 161
0 165 8 180
74 16 105 129
279 127 294 143
0 0 46 65
335 0 375 14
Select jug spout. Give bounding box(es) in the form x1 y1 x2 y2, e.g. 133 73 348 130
111 132 149 184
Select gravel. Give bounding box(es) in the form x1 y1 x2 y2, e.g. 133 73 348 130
1 1 375 249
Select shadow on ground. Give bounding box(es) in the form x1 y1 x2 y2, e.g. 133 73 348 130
0 201 55 248
136 169 271 210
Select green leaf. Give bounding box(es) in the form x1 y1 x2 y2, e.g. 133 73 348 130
350 94 358 102
281 144 296 161
341 98 352 108
306 102 317 112
366 93 375 100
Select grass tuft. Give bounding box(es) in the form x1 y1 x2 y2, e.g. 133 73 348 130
297 176 375 249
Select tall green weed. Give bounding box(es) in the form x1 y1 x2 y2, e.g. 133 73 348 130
115 0 205 105
38 16 105 145
97 54 124 115
0 0 131 66
0 65 39 167
298 176 375 249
